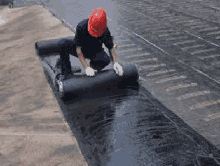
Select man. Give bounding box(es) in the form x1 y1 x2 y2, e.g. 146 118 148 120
57 7 123 80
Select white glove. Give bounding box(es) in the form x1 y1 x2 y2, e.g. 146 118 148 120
85 67 97 77
114 62 123 76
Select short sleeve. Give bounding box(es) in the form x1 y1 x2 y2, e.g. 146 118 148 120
74 24 83 47
102 28 114 50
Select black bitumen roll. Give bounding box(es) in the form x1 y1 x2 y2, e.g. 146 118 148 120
61 64 138 95
35 36 75 55
41 56 139 98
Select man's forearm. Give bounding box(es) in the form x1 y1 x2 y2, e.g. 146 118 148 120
76 47 89 69
110 47 117 63
79 55 89 69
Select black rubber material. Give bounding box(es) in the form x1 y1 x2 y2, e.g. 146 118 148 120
41 57 138 98
41 58 57 87
61 64 138 95
35 36 75 55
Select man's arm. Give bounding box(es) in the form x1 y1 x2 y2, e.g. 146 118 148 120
76 47 96 76
109 42 123 76
103 28 118 62
109 42 118 63
76 47 89 70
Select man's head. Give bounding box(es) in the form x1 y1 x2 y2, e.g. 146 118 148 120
88 7 107 38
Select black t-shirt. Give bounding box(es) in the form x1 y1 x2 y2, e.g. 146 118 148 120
73 19 114 58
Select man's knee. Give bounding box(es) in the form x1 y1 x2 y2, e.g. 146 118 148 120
90 53 111 71
105 55 111 65
101 52 111 67
96 51 110 63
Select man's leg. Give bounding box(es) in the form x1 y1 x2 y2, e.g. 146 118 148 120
57 38 74 79
90 50 111 71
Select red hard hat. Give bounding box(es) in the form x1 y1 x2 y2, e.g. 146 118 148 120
88 8 107 37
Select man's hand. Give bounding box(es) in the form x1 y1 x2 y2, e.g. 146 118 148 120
114 62 123 76
85 67 97 77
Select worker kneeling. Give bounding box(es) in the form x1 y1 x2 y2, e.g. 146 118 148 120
57 7 123 80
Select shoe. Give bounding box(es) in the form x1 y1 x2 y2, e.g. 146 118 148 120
54 73 65 93
56 78 64 94
57 73 66 81
56 70 73 81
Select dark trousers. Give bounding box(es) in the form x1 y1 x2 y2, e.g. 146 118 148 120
58 38 111 76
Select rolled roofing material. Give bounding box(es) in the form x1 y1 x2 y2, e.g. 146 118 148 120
42 57 138 98
61 64 138 94
35 36 75 55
